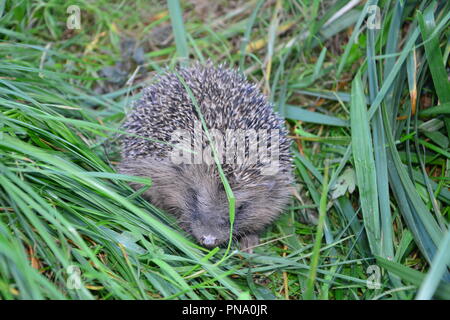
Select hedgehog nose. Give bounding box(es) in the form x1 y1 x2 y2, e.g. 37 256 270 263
201 235 218 247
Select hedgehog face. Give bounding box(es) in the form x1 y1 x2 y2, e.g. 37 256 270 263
173 164 293 248
119 158 292 249
180 179 231 247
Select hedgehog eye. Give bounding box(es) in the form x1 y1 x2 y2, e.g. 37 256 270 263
237 202 249 213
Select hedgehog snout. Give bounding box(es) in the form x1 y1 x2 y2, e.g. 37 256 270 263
190 217 230 248
200 234 218 247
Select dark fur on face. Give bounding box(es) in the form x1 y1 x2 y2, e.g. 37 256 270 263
118 158 292 251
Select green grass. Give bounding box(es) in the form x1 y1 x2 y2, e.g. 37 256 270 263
0 0 449 300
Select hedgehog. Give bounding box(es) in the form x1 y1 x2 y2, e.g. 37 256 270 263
118 62 293 253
